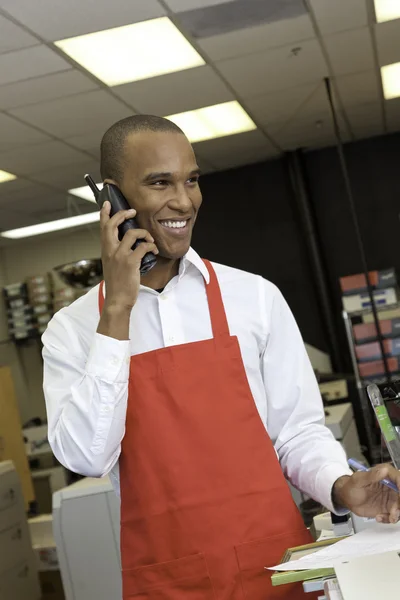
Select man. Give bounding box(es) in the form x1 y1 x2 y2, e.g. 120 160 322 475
43 115 400 600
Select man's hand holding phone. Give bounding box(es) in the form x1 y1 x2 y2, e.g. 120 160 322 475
97 201 159 340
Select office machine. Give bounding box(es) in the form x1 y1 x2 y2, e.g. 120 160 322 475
53 476 122 600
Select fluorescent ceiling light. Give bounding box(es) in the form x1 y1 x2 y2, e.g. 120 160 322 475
0 170 17 183
166 101 257 143
69 183 102 203
54 17 205 86
381 62 400 99
1 212 100 240
374 0 400 22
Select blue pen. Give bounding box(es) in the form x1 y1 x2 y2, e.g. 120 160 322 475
348 458 400 493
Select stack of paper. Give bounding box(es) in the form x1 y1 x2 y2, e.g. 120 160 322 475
269 522 400 572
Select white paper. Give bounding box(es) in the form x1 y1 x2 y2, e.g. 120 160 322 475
335 551 400 600
268 522 400 571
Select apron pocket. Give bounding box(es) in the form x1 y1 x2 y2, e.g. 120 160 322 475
235 529 312 600
123 553 215 599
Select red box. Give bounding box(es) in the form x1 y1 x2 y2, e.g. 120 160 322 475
358 357 400 378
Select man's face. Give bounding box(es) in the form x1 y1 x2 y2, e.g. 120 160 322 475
115 131 202 261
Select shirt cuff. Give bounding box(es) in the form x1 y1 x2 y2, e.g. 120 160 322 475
85 333 130 383
315 463 353 515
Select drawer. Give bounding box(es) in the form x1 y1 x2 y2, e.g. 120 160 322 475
0 502 22 533
0 476 18 512
0 521 32 575
0 559 41 600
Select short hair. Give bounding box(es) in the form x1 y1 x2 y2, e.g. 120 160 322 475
100 115 184 182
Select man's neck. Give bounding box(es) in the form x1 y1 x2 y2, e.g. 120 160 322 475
140 257 180 290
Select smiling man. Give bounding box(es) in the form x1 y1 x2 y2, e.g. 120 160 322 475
43 115 400 600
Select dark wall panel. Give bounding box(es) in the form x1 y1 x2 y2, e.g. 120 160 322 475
193 158 329 350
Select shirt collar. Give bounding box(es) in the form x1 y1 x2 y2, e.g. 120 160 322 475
179 247 210 284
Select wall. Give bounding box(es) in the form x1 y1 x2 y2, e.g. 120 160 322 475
193 158 329 350
303 131 400 369
0 225 101 422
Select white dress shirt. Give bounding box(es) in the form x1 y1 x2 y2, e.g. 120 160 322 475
42 248 351 513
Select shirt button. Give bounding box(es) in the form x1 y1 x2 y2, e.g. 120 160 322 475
161 295 168 301
111 356 119 366
168 336 175 344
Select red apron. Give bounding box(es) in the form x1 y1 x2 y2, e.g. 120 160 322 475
98 260 317 599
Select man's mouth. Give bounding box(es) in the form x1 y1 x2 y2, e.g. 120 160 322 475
159 219 190 235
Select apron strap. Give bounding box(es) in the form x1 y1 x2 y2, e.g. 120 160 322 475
98 280 105 314
202 260 230 338
97 262 230 338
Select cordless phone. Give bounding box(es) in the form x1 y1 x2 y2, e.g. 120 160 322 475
84 174 157 275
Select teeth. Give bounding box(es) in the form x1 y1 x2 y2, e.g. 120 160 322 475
161 220 187 229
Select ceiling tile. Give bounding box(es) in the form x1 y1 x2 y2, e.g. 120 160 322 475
114 66 234 115
0 45 71 86
375 20 400 66
0 15 39 54
245 82 321 127
0 114 50 152
385 98 400 133
31 160 101 190
272 119 340 151
65 131 102 159
310 0 368 34
217 39 328 97
1 184 68 214
325 28 375 76
335 70 381 108
0 208 39 231
0 141 89 175
165 0 232 10
0 70 99 110
198 15 315 61
0 0 166 40
194 129 279 170
345 102 384 139
0 177 33 199
8 90 134 137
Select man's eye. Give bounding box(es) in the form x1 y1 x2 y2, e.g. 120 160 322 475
187 177 200 185
153 180 168 186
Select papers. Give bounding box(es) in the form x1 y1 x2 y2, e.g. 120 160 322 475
335 551 400 600
269 522 400 571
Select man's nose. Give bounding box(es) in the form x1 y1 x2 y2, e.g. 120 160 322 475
169 185 192 212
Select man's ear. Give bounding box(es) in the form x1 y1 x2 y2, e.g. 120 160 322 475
103 178 119 187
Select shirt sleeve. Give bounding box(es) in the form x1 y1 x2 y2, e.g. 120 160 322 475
261 283 352 513
42 309 130 478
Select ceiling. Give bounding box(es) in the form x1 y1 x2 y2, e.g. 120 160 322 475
0 0 399 233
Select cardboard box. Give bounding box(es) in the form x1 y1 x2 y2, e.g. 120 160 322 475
29 293 53 306
33 303 53 315
27 274 50 288
342 287 398 314
340 268 397 295
356 337 400 362
358 357 400 378
353 318 400 343
53 287 75 302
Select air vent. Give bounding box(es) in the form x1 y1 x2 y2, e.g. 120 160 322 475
177 0 307 39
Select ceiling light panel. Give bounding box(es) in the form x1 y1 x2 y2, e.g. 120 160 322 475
166 101 257 143
69 184 102 203
1 212 100 239
54 17 205 86
0 170 17 183
381 62 400 99
374 0 400 22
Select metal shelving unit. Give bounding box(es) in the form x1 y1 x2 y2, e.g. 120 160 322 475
342 303 400 463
